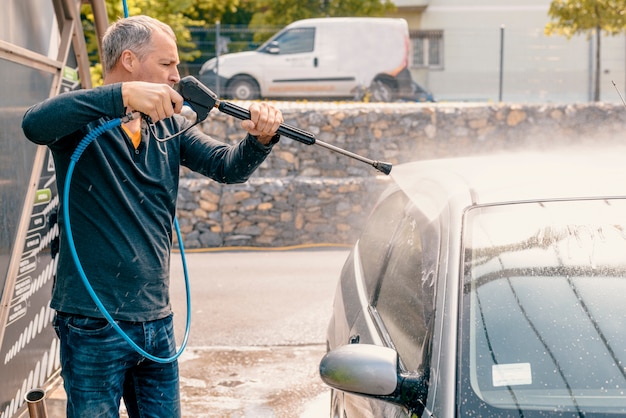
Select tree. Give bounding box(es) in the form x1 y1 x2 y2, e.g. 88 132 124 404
250 0 395 26
545 0 626 101
247 0 396 43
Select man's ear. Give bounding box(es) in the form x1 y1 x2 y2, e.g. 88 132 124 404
119 50 136 73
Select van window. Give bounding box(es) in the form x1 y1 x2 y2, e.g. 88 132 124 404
372 210 439 372
271 27 315 54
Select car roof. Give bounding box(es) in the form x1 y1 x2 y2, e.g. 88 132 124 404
390 148 626 213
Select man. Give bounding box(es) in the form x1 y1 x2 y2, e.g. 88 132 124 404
21 15 282 418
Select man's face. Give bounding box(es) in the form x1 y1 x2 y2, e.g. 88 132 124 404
134 29 180 86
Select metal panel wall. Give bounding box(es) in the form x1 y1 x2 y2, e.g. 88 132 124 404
0 0 102 416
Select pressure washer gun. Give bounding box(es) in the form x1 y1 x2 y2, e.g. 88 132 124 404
175 76 392 175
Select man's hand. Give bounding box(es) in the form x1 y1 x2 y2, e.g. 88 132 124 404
240 102 284 145
122 81 184 122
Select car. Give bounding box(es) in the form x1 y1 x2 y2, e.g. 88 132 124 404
319 151 626 417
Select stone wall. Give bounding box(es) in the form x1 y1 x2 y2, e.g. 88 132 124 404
176 102 626 249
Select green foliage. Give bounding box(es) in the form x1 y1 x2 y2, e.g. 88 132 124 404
251 0 396 26
545 0 626 38
244 0 396 44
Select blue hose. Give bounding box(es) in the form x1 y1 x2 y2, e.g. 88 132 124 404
63 117 191 363
122 0 129 18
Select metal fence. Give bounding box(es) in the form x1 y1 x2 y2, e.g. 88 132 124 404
184 24 626 104
185 25 281 76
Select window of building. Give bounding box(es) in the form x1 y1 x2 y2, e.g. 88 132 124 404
410 30 443 70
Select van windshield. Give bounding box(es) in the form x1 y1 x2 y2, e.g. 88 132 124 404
459 199 626 417
259 27 315 55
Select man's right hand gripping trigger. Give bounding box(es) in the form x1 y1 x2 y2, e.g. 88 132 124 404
121 81 184 123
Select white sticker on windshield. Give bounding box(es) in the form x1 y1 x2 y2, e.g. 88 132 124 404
492 363 532 387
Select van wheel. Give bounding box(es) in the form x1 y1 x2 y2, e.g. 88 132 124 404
228 77 260 100
369 79 395 102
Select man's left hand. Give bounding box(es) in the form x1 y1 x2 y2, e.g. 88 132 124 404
241 102 283 145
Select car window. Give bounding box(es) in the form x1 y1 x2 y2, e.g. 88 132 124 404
271 27 315 55
459 199 626 416
357 191 409 297
372 209 439 372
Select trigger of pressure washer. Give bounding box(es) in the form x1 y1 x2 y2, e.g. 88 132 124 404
175 77 218 123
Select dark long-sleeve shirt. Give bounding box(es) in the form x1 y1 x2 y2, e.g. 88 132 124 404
22 83 273 321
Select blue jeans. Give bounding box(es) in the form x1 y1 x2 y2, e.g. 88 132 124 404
53 312 181 418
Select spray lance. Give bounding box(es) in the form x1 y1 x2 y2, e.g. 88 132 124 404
174 76 393 175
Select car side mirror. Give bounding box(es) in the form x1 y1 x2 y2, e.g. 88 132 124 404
319 344 428 414
265 41 280 54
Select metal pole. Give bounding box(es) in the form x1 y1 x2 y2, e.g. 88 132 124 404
215 21 220 98
89 0 109 57
587 34 593 102
25 389 48 418
499 25 504 102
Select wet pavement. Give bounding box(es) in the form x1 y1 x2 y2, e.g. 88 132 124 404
177 345 328 417
43 248 348 417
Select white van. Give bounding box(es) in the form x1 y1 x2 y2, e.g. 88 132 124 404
198 17 429 102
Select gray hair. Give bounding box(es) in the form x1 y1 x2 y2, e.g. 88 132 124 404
101 15 176 75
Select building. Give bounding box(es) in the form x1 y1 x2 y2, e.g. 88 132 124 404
390 0 626 103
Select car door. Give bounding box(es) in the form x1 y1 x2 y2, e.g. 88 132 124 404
342 194 441 417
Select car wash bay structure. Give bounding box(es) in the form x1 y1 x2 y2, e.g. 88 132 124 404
0 1 108 416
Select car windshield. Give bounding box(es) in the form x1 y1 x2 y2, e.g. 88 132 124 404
459 199 626 417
